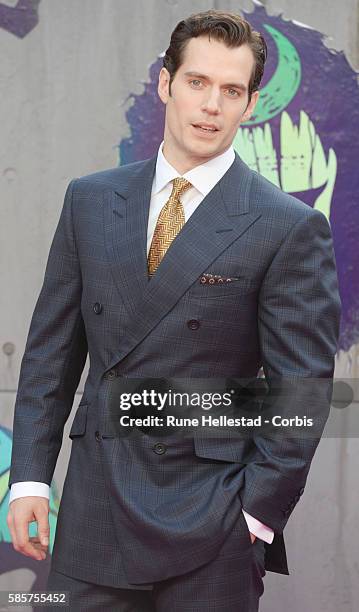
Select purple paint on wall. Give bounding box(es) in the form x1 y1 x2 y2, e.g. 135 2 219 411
0 0 40 38
119 5 359 352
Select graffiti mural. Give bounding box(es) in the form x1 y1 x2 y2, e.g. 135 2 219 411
119 3 359 353
0 0 40 38
1 0 48 593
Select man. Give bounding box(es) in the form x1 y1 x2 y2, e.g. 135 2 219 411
7 9 341 612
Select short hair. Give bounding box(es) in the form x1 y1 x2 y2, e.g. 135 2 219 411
163 9 267 100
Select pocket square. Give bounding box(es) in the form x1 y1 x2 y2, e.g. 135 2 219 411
199 273 240 285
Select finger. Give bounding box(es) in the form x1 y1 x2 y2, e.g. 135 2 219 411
13 515 43 560
6 512 19 551
29 536 48 552
35 506 50 548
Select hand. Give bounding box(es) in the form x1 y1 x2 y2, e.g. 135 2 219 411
250 532 257 544
7 496 50 561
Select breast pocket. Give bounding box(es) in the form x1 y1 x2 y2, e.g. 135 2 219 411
187 276 259 300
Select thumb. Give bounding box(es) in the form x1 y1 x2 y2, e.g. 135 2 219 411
36 506 50 546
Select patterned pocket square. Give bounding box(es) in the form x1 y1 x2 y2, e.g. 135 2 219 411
199 273 240 285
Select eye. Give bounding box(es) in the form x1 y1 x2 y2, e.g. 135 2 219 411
226 88 240 97
189 79 203 88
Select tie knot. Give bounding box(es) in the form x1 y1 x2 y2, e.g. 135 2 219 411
171 177 192 198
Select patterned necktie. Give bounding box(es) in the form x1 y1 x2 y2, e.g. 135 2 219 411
148 177 192 276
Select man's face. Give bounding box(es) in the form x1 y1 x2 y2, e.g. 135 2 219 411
158 35 259 173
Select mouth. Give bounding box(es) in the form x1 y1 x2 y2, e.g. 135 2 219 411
192 123 220 135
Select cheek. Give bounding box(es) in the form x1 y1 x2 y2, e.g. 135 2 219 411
167 104 181 130
174 89 196 112
225 107 247 130
175 96 192 117
169 96 185 118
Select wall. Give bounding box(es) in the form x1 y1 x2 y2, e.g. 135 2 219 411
1 1 358 610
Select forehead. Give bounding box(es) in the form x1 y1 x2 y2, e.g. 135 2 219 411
179 35 255 84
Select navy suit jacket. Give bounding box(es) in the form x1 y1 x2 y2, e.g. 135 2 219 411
9 152 341 586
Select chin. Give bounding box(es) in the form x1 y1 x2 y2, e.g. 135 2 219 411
188 140 220 154
196 146 222 159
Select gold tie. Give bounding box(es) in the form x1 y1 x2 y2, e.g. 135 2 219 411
148 177 192 276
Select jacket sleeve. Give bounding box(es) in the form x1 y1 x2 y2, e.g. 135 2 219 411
240 207 341 533
9 179 88 488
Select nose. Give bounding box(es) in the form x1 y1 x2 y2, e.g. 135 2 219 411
201 87 221 115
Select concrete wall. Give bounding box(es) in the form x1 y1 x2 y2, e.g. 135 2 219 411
1 1 358 610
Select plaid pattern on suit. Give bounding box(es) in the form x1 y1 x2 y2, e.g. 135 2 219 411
9 153 341 591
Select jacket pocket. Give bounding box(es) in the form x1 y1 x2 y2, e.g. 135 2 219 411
193 437 253 463
69 403 89 438
187 277 258 300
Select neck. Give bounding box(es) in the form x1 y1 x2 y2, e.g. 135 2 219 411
161 142 197 175
161 139 230 175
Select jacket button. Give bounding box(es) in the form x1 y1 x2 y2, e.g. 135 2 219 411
105 369 117 380
95 430 101 441
187 319 200 330
93 302 103 315
153 443 167 455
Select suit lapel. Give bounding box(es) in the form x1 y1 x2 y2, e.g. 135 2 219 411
104 156 156 317
105 153 261 370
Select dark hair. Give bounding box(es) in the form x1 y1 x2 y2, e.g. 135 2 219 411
163 10 267 100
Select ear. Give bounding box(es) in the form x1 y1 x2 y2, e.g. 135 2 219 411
241 90 259 123
158 67 171 104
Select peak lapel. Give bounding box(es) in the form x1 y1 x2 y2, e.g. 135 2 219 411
104 156 156 317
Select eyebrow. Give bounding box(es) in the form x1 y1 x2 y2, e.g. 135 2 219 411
184 71 248 92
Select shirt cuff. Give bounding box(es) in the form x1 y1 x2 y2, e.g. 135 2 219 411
242 509 274 544
9 482 50 505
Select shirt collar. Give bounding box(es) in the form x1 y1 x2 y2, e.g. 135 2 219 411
152 141 235 197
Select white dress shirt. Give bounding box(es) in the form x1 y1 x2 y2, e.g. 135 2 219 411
9 141 274 545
